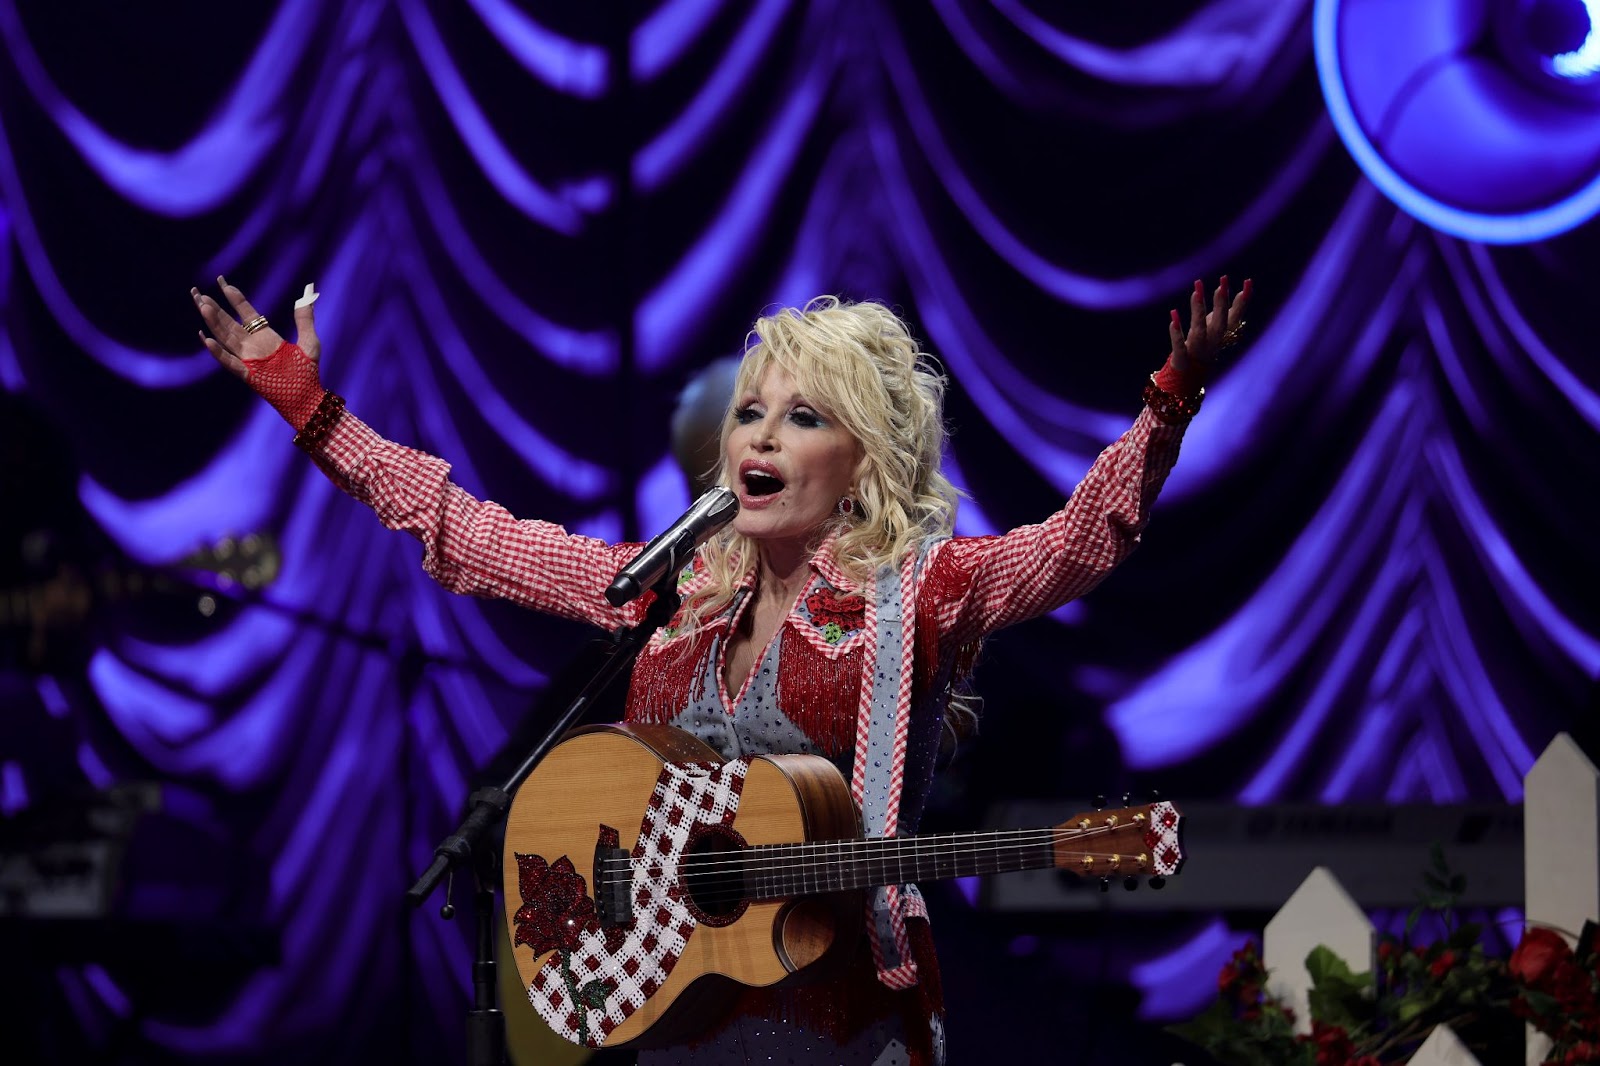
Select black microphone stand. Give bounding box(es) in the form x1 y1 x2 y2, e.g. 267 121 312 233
405 575 683 1066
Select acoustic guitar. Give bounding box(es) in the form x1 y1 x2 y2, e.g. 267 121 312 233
501 723 1185 1050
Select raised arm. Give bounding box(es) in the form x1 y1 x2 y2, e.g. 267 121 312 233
191 278 643 631
923 277 1251 646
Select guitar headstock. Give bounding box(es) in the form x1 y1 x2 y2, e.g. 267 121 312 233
179 532 281 590
1050 800 1185 884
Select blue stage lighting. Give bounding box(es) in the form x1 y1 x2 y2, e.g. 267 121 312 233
1315 0 1600 243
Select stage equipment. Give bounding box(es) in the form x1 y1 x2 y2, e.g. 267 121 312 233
1315 0 1600 242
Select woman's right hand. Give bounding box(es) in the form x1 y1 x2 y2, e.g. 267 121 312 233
193 276 328 430
192 275 321 379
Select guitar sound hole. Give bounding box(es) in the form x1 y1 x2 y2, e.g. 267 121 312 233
681 825 749 927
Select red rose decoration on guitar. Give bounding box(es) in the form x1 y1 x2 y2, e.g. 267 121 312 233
518 757 750 1048
513 854 598 955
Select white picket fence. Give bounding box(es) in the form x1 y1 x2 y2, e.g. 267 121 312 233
1257 733 1598 1066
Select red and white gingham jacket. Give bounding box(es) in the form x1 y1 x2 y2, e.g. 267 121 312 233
310 403 1186 697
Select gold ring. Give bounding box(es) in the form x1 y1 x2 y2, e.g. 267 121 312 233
1220 320 1247 349
243 315 270 334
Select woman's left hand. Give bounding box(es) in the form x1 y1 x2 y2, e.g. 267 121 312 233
1168 277 1252 375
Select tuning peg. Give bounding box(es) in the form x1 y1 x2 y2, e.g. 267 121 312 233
1123 876 1139 891
1149 789 1162 803
1098 877 1111 893
1149 876 1166 891
1093 794 1106 811
1121 792 1132 807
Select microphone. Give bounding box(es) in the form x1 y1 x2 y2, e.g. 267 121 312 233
605 487 739 607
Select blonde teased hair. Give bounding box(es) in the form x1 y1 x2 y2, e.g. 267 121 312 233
680 296 960 632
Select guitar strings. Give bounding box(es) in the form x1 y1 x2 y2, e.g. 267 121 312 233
598 843 1152 899
596 824 1143 876
597 821 1137 872
593 824 1167 893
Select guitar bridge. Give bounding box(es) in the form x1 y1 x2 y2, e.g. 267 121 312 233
594 825 633 928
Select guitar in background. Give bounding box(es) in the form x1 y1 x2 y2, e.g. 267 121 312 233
0 530 281 668
1 390 280 672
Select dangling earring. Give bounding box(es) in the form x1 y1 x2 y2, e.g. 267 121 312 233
836 496 855 517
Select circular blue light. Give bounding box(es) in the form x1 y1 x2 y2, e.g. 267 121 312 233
1315 0 1600 243
1550 1 1600 77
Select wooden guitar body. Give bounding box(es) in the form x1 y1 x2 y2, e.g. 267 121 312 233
501 723 1183 1049
501 724 863 1049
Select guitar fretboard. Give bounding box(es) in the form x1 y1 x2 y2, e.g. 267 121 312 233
741 830 1058 900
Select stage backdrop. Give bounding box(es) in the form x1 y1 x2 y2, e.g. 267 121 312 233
2 1 1596 1063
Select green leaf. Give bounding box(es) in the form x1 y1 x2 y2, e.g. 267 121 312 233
1308 986 1362 1031
1306 945 1369 991
576 979 611 1009
1397 987 1442 1023
1520 988 1561 1016
1305 946 1374 1031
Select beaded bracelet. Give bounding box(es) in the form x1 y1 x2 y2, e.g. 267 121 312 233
1142 374 1204 426
293 391 346 452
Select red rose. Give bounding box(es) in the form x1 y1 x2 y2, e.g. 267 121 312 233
1298 1020 1354 1066
1549 958 1600 1019
1564 1040 1600 1065
1430 950 1457 980
1311 1020 1346 1045
1512 927 1576 988
512 853 599 955
1218 962 1239 993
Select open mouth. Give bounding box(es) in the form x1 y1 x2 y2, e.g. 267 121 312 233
742 470 785 497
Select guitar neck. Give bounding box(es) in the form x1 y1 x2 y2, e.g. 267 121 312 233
743 829 1059 900
737 801 1182 900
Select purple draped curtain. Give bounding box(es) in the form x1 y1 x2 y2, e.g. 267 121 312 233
2 1 1595 1062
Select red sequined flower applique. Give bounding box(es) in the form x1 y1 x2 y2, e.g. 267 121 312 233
513 853 599 955
514 852 619 1045
804 587 866 645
